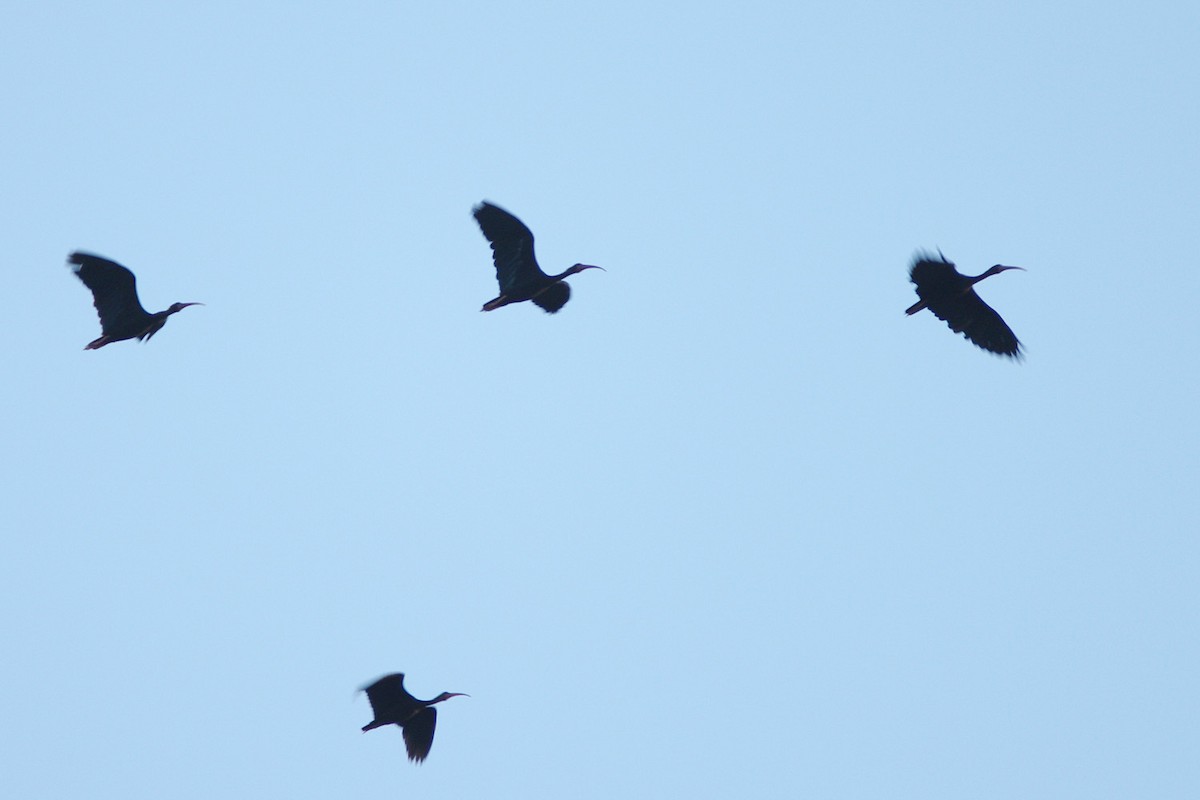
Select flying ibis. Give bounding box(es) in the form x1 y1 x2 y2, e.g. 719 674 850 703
473 201 604 313
906 251 1024 358
360 673 467 763
68 251 201 350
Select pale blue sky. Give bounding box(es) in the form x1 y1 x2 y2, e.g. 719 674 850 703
2 1 1197 798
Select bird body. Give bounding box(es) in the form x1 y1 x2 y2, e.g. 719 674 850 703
906 251 1024 358
68 251 201 349
473 201 603 313
361 673 466 763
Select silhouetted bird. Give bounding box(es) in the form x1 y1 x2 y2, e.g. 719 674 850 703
360 673 467 763
473 201 604 313
906 251 1024 358
68 251 201 350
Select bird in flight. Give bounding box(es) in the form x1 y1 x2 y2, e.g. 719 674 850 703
905 251 1024 358
68 251 201 350
473 201 604 313
360 673 467 763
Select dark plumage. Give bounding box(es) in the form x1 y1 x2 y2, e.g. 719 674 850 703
473 201 604 313
360 673 467 763
906 251 1024 358
68 251 201 350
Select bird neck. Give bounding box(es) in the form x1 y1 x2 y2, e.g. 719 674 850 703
971 265 1014 284
554 264 599 281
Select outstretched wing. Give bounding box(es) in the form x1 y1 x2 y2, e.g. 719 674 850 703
473 202 547 293
401 707 437 763
531 282 570 313
68 251 149 334
909 255 959 300
925 290 1022 358
363 673 409 718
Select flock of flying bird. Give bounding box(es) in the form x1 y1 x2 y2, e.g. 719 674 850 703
65 200 1026 763
69 200 1026 359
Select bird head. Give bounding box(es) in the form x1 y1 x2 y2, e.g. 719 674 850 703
432 692 469 704
567 263 605 277
987 264 1025 276
168 302 204 314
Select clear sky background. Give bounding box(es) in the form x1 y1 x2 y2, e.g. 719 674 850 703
2 2 1197 798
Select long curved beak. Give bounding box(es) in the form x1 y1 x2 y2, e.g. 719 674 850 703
181 302 205 308
578 264 606 272
998 266 1026 272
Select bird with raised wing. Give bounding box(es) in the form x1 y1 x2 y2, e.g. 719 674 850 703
906 251 1024 358
473 201 604 313
360 673 467 763
68 251 202 350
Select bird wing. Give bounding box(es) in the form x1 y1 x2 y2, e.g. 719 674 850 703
473 202 547 292
401 706 437 763
363 673 409 717
531 282 570 313
68 251 149 333
909 256 958 292
925 290 1022 357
